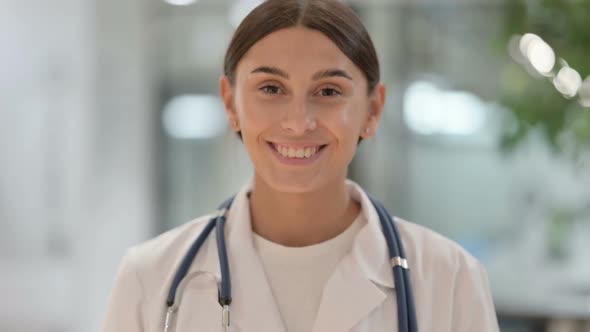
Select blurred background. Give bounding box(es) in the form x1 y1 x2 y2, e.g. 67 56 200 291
1 0 590 331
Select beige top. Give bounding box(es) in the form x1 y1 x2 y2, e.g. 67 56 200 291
253 213 365 332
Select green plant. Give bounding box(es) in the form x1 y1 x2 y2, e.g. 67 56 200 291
498 0 590 158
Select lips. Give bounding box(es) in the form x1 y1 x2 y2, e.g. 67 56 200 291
267 141 328 163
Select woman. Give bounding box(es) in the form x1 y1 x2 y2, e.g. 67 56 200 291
101 0 500 331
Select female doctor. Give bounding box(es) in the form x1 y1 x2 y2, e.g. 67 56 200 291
101 0 500 331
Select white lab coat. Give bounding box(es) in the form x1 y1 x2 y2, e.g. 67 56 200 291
101 180 500 332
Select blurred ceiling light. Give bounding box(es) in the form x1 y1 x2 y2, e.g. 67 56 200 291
162 95 227 140
519 33 542 57
526 39 555 76
579 76 590 107
516 33 555 76
403 81 486 136
164 0 197 6
553 66 582 98
229 0 264 28
511 33 587 103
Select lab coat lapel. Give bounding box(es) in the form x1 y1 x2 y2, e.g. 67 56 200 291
224 183 287 332
312 181 397 332
311 254 389 332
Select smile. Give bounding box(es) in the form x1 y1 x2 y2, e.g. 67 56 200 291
267 142 328 162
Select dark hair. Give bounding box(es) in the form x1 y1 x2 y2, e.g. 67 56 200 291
223 0 380 94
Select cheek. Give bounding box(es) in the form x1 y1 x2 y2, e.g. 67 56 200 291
235 92 276 132
322 101 367 137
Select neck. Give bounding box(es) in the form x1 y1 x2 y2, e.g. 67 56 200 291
249 175 360 247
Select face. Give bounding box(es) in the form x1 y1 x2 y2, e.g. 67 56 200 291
220 26 385 194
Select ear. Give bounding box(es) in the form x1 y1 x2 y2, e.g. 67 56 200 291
360 82 386 139
220 75 240 132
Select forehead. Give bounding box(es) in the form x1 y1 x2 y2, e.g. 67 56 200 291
236 26 363 79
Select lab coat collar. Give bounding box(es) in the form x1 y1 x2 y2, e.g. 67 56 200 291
197 179 287 332
347 179 396 289
195 179 396 331
311 180 396 331
225 180 288 332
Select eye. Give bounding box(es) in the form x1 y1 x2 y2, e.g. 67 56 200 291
260 84 282 95
318 87 342 97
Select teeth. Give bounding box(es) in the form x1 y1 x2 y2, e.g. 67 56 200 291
274 144 320 159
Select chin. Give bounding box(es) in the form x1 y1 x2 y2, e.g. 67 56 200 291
258 170 338 195
271 182 318 194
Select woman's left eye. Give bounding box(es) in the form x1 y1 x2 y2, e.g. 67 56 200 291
318 88 341 97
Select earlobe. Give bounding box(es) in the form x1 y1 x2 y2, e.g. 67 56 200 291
220 76 240 131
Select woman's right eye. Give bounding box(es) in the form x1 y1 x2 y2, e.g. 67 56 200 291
260 85 281 95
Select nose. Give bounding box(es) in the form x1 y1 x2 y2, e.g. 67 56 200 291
280 99 317 135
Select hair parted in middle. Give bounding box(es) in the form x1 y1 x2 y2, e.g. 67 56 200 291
223 0 381 95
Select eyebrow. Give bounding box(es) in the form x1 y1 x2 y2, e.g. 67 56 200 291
251 66 289 79
250 66 353 81
312 68 353 81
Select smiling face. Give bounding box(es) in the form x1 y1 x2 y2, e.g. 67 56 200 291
221 26 385 194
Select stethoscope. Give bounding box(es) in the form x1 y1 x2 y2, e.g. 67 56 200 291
163 195 418 332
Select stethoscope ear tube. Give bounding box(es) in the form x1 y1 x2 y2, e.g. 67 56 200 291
369 196 409 331
403 266 418 331
166 197 235 308
167 218 217 307
216 214 232 306
369 195 419 332
379 200 418 331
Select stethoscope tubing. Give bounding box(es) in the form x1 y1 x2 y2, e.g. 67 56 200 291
371 196 409 330
166 217 216 306
166 194 418 332
369 195 418 332
216 210 232 306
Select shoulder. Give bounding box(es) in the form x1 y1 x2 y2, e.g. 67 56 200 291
393 218 499 330
394 217 486 279
103 213 218 329
133 213 214 257
121 213 217 286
